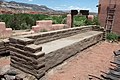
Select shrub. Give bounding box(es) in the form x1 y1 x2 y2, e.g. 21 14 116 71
44 15 66 24
85 16 100 25
73 16 86 27
106 32 119 41
92 16 100 25
73 16 100 27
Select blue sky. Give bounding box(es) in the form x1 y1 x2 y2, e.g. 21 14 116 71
6 0 98 12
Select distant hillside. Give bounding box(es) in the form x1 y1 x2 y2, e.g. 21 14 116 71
0 0 65 14
0 0 97 15
7 1 55 12
89 12 98 16
0 0 5 2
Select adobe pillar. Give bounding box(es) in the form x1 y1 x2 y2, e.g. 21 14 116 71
67 10 78 28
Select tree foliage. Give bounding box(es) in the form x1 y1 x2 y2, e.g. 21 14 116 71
0 14 99 30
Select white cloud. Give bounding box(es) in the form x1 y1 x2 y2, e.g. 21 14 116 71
60 5 67 7
54 7 62 10
28 0 33 1
67 6 91 11
68 6 98 12
54 5 97 12
67 6 81 10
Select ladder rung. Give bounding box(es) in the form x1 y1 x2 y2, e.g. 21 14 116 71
109 8 116 11
108 9 115 13
109 4 116 8
107 19 114 21
105 26 112 28
105 28 112 30
105 26 112 29
105 22 113 25
107 16 114 18
106 24 112 26
109 4 116 6
107 17 113 19
106 22 113 25
108 11 115 14
108 13 114 15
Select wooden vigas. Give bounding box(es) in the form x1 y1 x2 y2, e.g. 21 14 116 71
80 10 89 15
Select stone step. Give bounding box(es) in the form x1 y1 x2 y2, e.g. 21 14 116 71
42 31 103 54
0 39 10 55
10 63 45 79
40 31 103 70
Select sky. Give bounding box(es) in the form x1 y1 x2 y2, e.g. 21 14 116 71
6 0 99 12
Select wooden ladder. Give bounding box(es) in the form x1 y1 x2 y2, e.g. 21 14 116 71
104 0 117 40
105 0 117 33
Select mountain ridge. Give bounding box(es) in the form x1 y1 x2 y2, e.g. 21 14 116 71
0 0 65 14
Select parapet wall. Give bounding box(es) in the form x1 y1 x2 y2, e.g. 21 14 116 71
9 25 103 79
24 26 94 45
32 14 73 33
32 20 68 33
0 22 12 39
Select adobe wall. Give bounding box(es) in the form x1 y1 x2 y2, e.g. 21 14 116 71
0 22 12 55
0 22 12 39
32 20 68 33
32 14 72 33
98 0 120 34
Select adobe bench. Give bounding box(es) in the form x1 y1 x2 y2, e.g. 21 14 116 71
9 25 103 79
